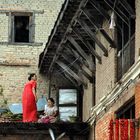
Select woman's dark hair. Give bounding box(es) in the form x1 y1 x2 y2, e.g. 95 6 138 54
48 98 55 104
28 73 36 81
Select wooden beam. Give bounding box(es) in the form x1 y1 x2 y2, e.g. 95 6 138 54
72 28 102 63
67 36 96 69
90 0 110 20
64 73 78 86
61 53 94 82
82 65 93 78
80 69 93 83
68 36 96 71
66 45 89 67
66 45 95 74
61 53 80 70
56 60 87 86
104 0 129 25
77 19 108 56
118 0 135 18
82 8 116 48
57 67 78 86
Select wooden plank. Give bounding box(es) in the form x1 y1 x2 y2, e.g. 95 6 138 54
72 28 102 63
11 14 15 43
80 69 93 83
66 45 88 67
62 53 94 82
66 45 95 73
57 66 78 86
29 13 35 43
82 8 116 48
119 0 135 17
77 19 108 56
67 36 96 71
67 36 92 66
61 53 81 70
104 0 129 25
56 60 87 86
90 0 110 20
63 72 78 86
8 12 12 43
82 64 93 77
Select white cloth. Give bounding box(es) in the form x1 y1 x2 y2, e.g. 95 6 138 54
44 105 58 116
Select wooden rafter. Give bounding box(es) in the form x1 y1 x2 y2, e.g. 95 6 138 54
67 36 96 69
119 0 135 17
66 45 88 67
57 66 78 86
61 53 94 83
66 45 95 74
64 72 78 86
90 0 110 20
82 8 116 48
72 28 102 63
61 53 80 70
56 60 87 86
81 69 93 83
77 19 108 56
104 0 129 25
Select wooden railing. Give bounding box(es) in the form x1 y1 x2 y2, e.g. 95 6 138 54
117 34 135 81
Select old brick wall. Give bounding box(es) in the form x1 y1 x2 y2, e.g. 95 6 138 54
135 0 140 60
135 82 140 119
95 20 116 104
83 82 94 121
88 0 140 139
89 84 135 140
135 82 140 140
0 0 64 105
95 112 114 140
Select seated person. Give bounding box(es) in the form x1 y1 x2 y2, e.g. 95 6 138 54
38 98 58 123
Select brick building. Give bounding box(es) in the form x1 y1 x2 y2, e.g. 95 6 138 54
39 0 139 139
0 0 64 105
0 0 140 140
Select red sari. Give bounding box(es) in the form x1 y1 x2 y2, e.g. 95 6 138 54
22 80 37 122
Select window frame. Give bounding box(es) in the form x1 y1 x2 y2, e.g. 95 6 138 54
115 98 135 119
57 88 80 122
8 12 35 44
116 0 135 81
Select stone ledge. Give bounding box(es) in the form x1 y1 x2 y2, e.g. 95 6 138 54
0 42 43 46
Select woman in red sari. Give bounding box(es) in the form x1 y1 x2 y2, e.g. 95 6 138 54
22 73 38 122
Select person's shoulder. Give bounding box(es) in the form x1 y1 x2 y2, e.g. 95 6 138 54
31 80 36 83
30 80 37 85
25 81 31 85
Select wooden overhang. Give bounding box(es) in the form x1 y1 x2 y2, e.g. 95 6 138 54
38 0 122 86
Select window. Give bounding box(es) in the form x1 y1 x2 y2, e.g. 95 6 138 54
9 13 35 43
116 0 135 80
58 89 79 122
116 98 135 119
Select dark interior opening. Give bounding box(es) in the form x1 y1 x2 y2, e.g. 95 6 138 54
116 0 135 80
116 98 135 119
14 16 29 43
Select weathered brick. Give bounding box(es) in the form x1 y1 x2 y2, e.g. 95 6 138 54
0 0 64 105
